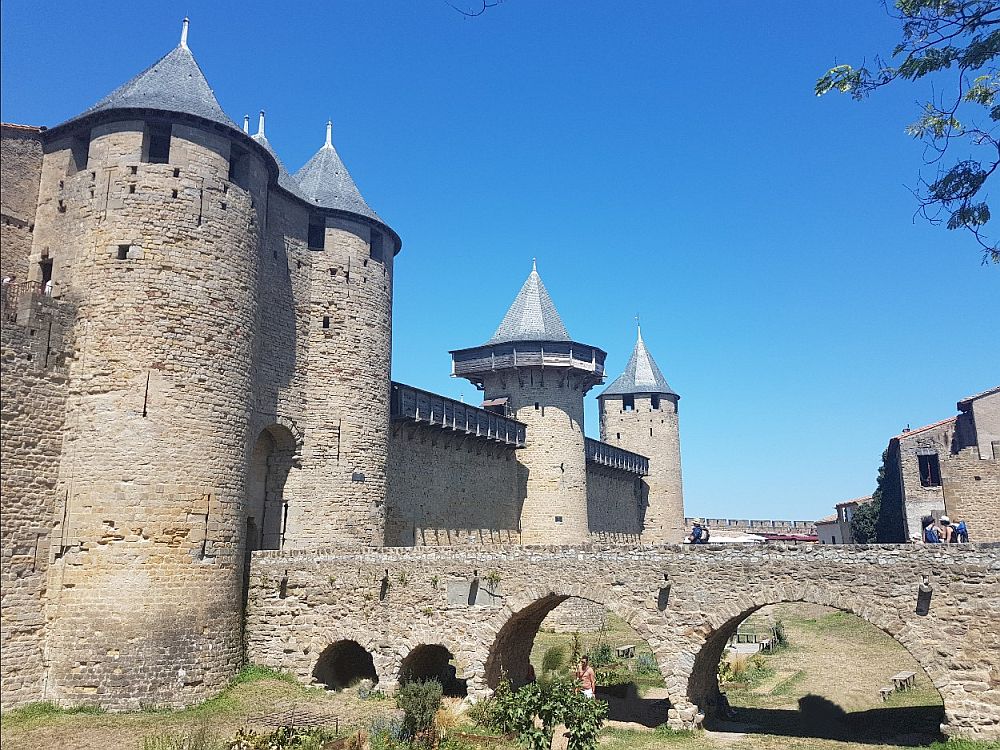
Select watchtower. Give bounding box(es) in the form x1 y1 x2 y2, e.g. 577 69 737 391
598 326 684 543
451 262 605 544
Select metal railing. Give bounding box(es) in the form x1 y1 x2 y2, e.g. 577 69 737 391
585 438 649 475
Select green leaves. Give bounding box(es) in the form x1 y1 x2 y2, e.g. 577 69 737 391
818 0 1000 262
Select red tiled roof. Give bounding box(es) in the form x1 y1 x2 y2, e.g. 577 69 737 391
835 495 872 508
1 122 44 132
815 514 838 524
892 416 956 442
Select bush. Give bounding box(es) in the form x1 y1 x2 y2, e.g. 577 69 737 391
227 727 336 750
541 645 567 674
588 643 614 667
143 727 222 750
635 653 660 676
397 679 443 740
368 716 406 750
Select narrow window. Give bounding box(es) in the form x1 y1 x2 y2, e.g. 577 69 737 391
651 395 660 410
330 268 336 277
172 189 178 198
228 146 250 190
322 316 330 329
173 168 181 178
918 454 941 487
554 516 563 523
129 165 138 175
370 230 383 262
143 123 171 164
623 395 635 412
534 402 540 411
832 535 837 545
650 427 653 437
308 219 325 250
117 245 130 260
616 432 621 440
68 134 90 175
39 259 53 285
128 184 136 194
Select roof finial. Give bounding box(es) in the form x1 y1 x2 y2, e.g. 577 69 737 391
242 115 250 134
180 17 190 49
257 110 266 137
635 314 642 341
531 257 537 273
325 120 333 148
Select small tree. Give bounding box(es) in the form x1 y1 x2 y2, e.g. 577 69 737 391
397 679 443 743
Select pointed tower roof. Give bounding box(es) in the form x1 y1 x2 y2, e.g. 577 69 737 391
487 260 571 344
600 326 678 398
73 19 239 132
251 111 307 199
294 120 383 223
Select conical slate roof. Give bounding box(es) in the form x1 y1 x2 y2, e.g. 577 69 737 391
249 113 307 200
487 262 570 344
295 122 383 223
600 328 677 397
79 40 238 132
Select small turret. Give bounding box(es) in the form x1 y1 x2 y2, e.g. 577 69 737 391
451 262 606 544
598 324 684 543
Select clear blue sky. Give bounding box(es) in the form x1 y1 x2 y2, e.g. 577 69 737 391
2 1 996 521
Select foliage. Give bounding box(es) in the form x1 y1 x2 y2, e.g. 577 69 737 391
772 620 787 647
928 740 1000 750
718 653 772 687
588 643 614 668
231 665 298 687
594 667 631 687
227 726 336 750
817 0 1000 263
540 645 567 674
569 633 583 666
635 652 660 676
853 448 906 543
396 679 443 740
142 727 223 750
470 676 607 750
368 715 406 750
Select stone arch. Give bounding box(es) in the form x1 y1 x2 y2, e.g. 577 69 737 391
400 643 468 697
482 583 644 690
246 423 297 551
312 639 378 690
673 587 950 731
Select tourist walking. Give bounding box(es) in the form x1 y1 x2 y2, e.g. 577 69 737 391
575 655 596 699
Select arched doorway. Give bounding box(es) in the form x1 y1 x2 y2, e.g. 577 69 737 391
246 424 296 552
313 640 378 690
691 602 945 744
400 644 468 697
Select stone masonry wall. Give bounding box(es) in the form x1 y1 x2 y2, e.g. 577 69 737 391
0 298 72 708
600 393 684 543
586 463 642 542
944 448 1000 542
247 543 1000 738
283 218 394 547
898 422 952 539
970 390 999 459
481 369 590 545
31 118 267 709
539 596 609 633
0 124 43 282
385 423 523 546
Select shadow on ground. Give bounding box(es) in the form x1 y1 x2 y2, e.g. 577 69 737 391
596 683 669 727
708 694 945 746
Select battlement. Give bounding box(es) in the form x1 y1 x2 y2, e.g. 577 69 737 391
686 517 817 535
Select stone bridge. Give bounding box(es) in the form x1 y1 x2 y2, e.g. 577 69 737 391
247 543 1000 739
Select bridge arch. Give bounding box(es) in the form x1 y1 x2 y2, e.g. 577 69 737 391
482 583 649 690
666 585 951 732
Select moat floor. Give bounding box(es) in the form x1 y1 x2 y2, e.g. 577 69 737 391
0 605 976 750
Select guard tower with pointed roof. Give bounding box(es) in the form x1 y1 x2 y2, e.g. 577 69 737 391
598 327 684 543
451 262 606 544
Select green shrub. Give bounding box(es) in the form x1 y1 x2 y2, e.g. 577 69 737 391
635 653 659 676
227 726 336 750
588 643 614 667
541 645 567 674
142 727 222 750
397 679 443 740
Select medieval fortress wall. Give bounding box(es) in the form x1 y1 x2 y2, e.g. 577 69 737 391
1 23 998 739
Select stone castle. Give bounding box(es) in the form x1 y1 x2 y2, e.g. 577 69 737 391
0 21 684 710
3 22 999 741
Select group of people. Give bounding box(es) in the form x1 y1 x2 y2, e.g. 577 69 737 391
922 514 969 544
686 519 711 544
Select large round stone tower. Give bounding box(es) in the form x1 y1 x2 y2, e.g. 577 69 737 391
280 120 401 547
29 21 274 707
450 263 605 544
598 326 684 543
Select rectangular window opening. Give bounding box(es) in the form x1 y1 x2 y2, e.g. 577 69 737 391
322 316 331 329
534 402 540 411
370 230 384 262
228 146 251 190
623 395 635 412
554 516 563 523
173 168 181 178
918 453 942 487
68 134 90 175
117 245 130 261
651 395 660 410
308 219 326 250
171 189 178 198
143 122 171 164
128 184 136 194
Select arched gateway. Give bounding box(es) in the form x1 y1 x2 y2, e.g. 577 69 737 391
247 543 1000 740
